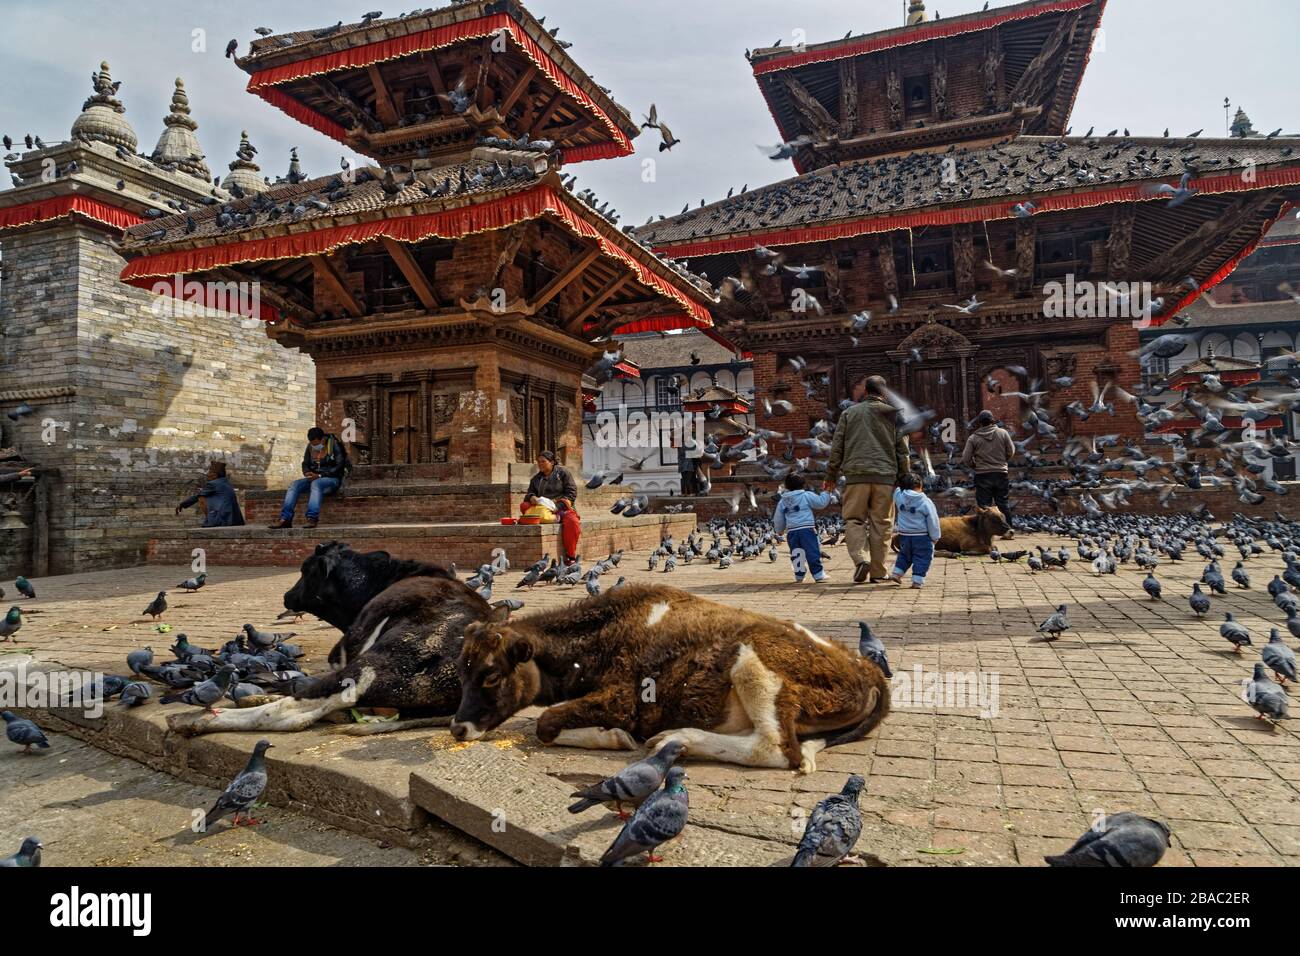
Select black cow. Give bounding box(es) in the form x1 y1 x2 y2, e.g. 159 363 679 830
167 542 492 736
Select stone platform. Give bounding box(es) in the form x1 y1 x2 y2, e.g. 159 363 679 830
145 513 698 567
239 479 635 526
10 525 1300 866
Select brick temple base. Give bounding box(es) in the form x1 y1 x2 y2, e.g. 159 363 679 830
145 513 699 568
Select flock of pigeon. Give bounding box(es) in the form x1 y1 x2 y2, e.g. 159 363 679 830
1 569 308 863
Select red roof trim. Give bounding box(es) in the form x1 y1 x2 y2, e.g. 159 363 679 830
652 167 1300 260
121 185 712 331
0 196 144 234
245 13 633 163
752 0 1099 75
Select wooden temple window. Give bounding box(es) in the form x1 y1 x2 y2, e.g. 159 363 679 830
779 269 828 308
904 75 932 118
351 243 448 314
911 240 952 292
1034 226 1107 282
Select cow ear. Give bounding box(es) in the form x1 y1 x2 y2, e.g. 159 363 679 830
505 635 535 667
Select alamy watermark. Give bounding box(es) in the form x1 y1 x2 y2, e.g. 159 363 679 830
591 405 706 459
0 665 109 718
149 275 262 324
890 665 1000 719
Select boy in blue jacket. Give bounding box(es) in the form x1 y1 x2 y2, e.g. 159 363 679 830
889 472 941 588
773 474 834 583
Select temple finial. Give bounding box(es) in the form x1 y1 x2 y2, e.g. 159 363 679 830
907 0 928 25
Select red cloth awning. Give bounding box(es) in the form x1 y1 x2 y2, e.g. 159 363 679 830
122 184 712 332
0 196 143 234
245 12 634 164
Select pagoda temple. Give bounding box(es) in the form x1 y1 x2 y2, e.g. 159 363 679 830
634 0 1300 457
120 0 710 565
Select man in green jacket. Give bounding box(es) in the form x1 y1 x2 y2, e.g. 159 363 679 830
824 375 911 584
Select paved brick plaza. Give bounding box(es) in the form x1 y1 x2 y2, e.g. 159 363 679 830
4 530 1299 866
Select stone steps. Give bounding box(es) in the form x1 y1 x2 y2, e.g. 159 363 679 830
146 513 699 567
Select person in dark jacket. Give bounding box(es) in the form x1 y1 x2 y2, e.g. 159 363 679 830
522 451 581 561
268 428 349 529
176 461 244 528
961 410 1016 531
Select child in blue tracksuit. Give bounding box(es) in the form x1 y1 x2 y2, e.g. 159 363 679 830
890 472 941 588
773 473 834 583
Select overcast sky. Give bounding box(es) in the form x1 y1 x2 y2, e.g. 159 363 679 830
1 0 1295 226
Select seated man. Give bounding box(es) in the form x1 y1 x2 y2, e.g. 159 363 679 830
176 461 245 527
522 451 580 561
268 428 349 530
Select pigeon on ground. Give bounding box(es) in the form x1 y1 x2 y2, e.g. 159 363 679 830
177 573 207 592
143 591 168 620
1284 608 1300 642
857 622 892 677
568 740 685 817
600 766 689 866
1268 575 1289 599
1188 583 1210 618
1045 812 1171 867
204 739 272 829
243 623 295 651
1142 572 1162 600
1036 604 1069 641
0 837 41 867
14 576 34 600
160 664 237 713
2 711 49 752
0 606 21 641
792 775 865 867
1219 613 1251 654
1262 629 1298 684
1246 663 1289 723
127 646 154 674
1231 562 1251 590
118 682 152 707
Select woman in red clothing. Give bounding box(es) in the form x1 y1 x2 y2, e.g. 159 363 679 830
521 451 581 562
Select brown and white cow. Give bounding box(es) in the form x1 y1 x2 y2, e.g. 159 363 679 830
450 584 889 773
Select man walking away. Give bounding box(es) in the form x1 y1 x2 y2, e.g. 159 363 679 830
961 410 1016 532
825 375 910 584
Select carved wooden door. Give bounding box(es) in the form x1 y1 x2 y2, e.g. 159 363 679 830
387 389 418 464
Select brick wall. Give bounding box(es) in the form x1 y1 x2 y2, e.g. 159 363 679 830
0 221 316 575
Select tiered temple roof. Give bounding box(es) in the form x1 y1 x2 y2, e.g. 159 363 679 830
748 0 1107 171
233 0 639 167
119 1 717 343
